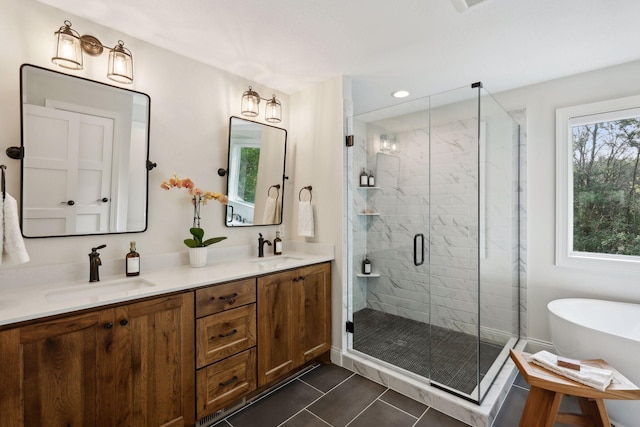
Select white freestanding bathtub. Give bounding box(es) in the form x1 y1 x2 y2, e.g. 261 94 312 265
548 298 640 427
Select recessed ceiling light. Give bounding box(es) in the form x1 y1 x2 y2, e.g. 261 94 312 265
392 90 410 98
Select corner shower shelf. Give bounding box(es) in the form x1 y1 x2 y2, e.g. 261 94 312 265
356 273 380 278
357 186 380 190
357 212 380 216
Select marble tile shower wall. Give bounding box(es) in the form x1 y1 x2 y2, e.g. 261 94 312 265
351 115 522 341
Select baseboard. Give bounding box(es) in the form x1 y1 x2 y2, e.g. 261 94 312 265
523 338 554 353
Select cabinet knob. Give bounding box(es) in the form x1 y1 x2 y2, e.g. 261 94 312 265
97 197 109 203
61 200 75 206
299 276 306 281
120 319 128 326
104 322 113 330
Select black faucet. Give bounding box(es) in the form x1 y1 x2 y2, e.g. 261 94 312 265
89 244 106 282
258 233 272 258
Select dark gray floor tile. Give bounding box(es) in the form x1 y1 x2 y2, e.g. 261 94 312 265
513 372 529 389
226 379 322 427
308 374 386 427
280 409 329 427
348 400 417 427
300 363 353 392
415 408 471 426
492 385 528 427
379 389 427 418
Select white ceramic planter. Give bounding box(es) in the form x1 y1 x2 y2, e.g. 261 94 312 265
189 247 208 267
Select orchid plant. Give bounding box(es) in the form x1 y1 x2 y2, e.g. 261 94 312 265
161 173 228 247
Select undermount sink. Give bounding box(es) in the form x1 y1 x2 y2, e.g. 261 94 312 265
45 278 156 304
250 256 303 268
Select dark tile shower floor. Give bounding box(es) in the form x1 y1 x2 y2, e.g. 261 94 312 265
353 308 503 394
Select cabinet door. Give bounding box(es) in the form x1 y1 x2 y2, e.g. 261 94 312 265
257 269 297 386
0 309 116 427
295 263 332 365
124 293 195 427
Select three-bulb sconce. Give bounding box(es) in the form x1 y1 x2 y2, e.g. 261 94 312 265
241 86 282 123
52 20 134 84
380 134 400 153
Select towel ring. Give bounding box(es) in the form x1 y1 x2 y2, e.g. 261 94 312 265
268 184 280 199
298 185 312 202
1 164 6 201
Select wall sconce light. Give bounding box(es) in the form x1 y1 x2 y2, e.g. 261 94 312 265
390 137 400 153
380 135 399 153
52 20 134 84
241 86 282 123
380 134 390 152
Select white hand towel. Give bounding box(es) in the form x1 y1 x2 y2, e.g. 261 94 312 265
298 200 314 237
531 350 613 391
262 195 279 224
3 193 30 265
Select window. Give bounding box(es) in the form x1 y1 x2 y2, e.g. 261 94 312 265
556 95 640 268
228 143 260 205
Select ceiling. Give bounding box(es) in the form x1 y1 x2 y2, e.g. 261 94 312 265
39 0 640 114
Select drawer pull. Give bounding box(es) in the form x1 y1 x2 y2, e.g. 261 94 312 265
219 376 238 387
219 292 239 304
219 329 238 338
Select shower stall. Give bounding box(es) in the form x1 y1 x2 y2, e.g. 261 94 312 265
346 83 520 404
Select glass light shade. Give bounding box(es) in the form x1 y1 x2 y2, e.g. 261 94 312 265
380 134 390 152
265 95 282 123
52 21 83 70
390 138 400 153
241 86 260 117
107 41 133 84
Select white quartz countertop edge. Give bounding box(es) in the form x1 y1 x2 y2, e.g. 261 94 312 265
0 251 333 327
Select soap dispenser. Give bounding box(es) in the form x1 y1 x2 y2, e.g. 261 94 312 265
126 241 140 276
368 170 375 187
360 168 368 187
362 255 372 275
274 231 283 255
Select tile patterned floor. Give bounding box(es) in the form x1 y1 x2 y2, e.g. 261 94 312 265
215 365 608 427
213 364 473 427
211 362 596 427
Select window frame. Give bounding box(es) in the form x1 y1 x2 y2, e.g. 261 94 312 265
556 94 640 270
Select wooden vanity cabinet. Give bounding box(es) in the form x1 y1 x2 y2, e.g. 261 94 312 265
195 278 257 420
257 262 331 386
0 292 195 427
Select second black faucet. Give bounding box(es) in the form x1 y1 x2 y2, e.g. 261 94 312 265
258 233 272 257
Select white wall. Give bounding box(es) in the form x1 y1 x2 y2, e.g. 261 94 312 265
289 78 345 352
0 0 289 269
494 59 640 344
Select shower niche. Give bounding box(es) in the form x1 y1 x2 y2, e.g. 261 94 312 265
346 83 521 405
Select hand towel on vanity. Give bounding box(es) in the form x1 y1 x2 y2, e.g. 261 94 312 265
297 200 314 237
2 193 30 265
531 350 613 391
262 195 280 224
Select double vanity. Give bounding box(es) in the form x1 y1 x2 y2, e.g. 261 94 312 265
0 246 333 427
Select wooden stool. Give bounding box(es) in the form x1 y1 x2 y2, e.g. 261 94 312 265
510 349 640 427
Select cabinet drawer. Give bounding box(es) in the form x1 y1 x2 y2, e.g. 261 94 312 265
196 304 256 368
196 278 256 317
196 348 256 419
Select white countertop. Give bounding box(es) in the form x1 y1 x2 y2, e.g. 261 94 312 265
0 243 333 327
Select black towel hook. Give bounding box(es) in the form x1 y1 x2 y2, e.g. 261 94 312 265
298 185 312 202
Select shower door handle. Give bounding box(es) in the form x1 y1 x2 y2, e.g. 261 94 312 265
414 233 425 266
